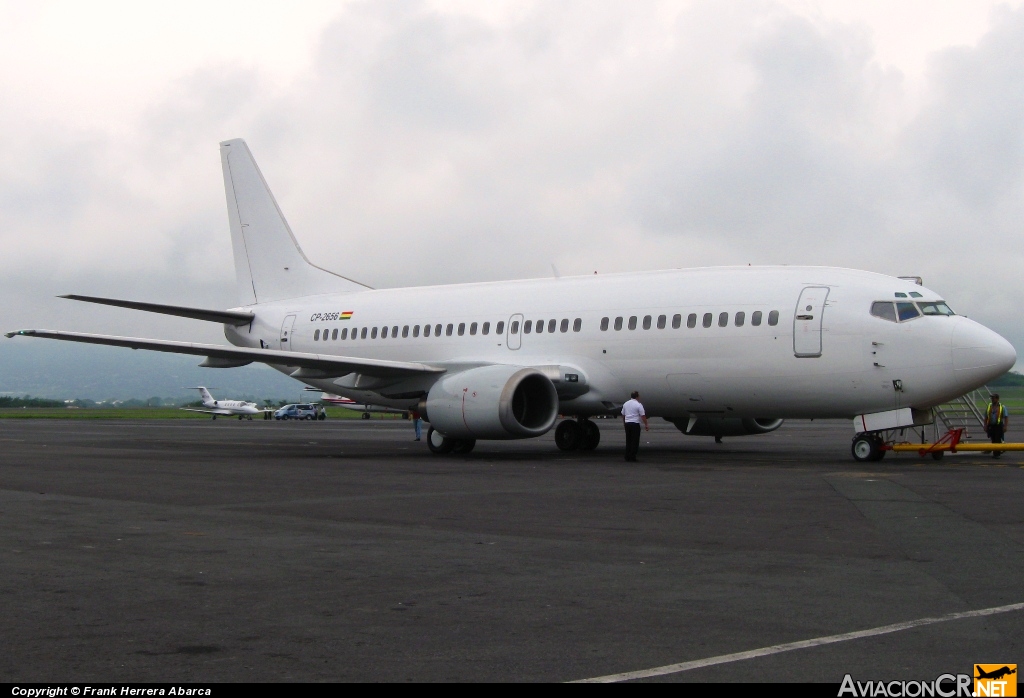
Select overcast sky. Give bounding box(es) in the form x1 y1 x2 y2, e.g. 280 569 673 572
2 0 1023 370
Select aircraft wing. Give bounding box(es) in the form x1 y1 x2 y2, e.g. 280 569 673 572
5 329 445 379
181 408 236 416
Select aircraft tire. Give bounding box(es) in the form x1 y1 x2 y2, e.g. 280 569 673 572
452 439 476 454
851 434 880 462
555 420 581 451
361 412 371 420
579 419 601 451
426 427 455 454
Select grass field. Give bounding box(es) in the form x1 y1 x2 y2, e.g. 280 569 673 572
0 407 408 420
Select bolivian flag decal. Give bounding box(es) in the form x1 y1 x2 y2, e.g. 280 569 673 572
340 311 353 320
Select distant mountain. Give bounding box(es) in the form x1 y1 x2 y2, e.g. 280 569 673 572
989 370 1024 387
0 341 306 403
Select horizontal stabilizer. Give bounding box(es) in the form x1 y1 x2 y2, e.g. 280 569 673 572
60 295 254 326
5 329 445 380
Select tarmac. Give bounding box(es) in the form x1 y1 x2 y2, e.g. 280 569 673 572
0 417 1022 682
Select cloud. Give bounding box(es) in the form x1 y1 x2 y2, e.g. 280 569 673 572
2 0 1024 375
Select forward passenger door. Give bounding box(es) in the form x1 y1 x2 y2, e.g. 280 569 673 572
793 287 829 357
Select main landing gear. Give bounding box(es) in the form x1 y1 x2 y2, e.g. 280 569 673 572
851 433 886 462
426 427 476 455
554 418 601 452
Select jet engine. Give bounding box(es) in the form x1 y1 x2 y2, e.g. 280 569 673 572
424 365 559 440
674 416 784 437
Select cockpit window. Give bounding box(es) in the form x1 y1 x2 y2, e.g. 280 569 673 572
909 292 922 298
871 301 897 322
896 302 920 321
895 292 908 298
917 301 955 316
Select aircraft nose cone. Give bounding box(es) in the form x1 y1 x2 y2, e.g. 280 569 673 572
951 319 1017 389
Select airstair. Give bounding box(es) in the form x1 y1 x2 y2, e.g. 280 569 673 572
931 386 991 441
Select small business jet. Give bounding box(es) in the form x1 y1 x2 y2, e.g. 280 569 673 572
181 386 262 420
6 139 1016 460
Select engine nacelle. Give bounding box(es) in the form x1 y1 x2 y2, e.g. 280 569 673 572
425 365 559 440
675 416 784 437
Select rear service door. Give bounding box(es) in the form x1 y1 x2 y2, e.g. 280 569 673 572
793 286 829 357
280 314 297 350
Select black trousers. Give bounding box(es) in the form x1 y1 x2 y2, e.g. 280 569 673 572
989 424 1005 444
624 423 642 461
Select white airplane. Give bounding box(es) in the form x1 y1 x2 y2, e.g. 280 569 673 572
181 386 262 420
304 388 408 419
6 139 1016 461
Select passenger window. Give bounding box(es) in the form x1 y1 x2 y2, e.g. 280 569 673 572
871 301 897 322
628 316 637 330
601 317 610 331
767 311 779 326
560 319 569 333
482 322 490 335
470 322 477 335
392 326 398 337
548 319 556 333
497 321 506 334
423 325 430 337
446 323 454 336
657 315 666 329
686 313 696 328
718 312 728 327
573 318 582 332
361 327 368 339
402 325 409 338
381 327 388 339
341 328 348 340
642 315 652 330
524 320 533 334
509 321 518 334
435 324 442 336
735 312 744 327
413 325 420 338
351 328 358 339
458 323 465 336
536 320 544 334
673 313 683 329
614 317 623 331
371 327 378 339
314 329 320 341
751 311 762 326
703 313 712 328
896 302 920 321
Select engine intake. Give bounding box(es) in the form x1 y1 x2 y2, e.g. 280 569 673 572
425 365 559 439
675 416 784 437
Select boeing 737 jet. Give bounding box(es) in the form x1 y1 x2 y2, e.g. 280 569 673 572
6 139 1016 460
181 386 262 420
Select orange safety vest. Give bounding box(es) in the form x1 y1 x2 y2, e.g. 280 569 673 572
986 403 1006 426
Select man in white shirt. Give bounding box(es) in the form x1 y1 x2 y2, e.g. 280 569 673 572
620 391 649 462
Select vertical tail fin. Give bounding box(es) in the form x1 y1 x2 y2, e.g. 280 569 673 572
187 387 215 403
220 139 369 305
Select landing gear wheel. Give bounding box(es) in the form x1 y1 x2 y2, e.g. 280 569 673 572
361 412 371 420
579 419 601 451
555 420 582 451
426 427 455 454
452 439 476 454
852 434 883 462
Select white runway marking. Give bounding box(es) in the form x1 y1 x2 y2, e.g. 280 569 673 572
572 601 1024 683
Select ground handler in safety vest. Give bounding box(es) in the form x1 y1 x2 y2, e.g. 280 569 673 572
984 393 1009 459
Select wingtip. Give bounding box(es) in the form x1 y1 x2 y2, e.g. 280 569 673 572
5 330 33 338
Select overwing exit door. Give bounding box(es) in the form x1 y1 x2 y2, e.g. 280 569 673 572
280 314 297 350
507 314 523 350
793 286 829 357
